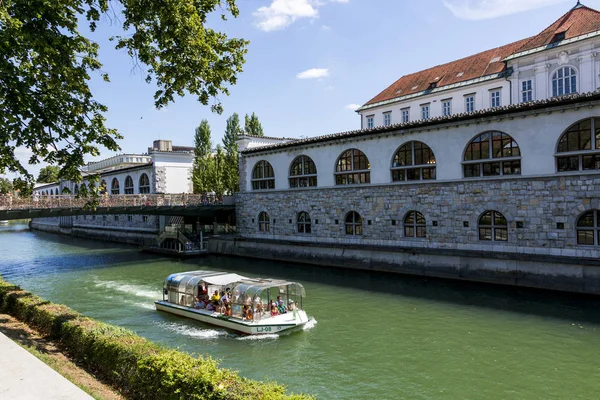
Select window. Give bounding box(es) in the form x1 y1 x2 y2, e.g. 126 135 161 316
335 149 370 185
401 108 410 123
345 211 363 235
297 212 311 233
143 215 149 223
521 80 533 102
391 141 436 181
576 210 600 245
74 184 79 195
556 118 600 172
383 112 392 127
289 155 317 188
490 90 501 108
127 215 133 222
421 104 430 120
99 180 107 194
465 95 475 113
367 115 374 129
251 160 275 190
552 67 577 97
111 178 120 195
258 211 270 232
463 131 521 178
404 211 426 238
478 210 508 241
114 215 119 221
442 99 452 116
139 174 150 194
124 176 134 194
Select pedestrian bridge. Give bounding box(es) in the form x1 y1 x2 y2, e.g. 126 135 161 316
0 194 235 221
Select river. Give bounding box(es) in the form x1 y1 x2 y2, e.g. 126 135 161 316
1 222 599 399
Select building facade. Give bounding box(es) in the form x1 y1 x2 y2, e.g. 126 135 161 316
229 4 600 294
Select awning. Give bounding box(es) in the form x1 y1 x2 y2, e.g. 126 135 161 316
202 273 247 286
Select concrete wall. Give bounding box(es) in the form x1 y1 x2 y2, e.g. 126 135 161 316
209 237 600 295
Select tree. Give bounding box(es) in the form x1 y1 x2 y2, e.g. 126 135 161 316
223 113 241 193
192 120 213 194
0 1 249 182
12 178 33 197
0 178 13 194
244 113 264 137
209 145 226 197
37 166 61 183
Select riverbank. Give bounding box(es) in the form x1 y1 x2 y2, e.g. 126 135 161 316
0 313 123 399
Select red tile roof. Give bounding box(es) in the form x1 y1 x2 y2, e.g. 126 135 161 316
362 3 600 109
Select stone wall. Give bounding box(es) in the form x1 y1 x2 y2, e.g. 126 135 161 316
236 173 600 260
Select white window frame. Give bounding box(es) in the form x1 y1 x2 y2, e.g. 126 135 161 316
551 66 578 97
465 94 475 113
521 80 533 102
401 108 410 123
442 99 452 116
490 90 501 108
366 115 374 129
383 111 392 127
421 104 430 120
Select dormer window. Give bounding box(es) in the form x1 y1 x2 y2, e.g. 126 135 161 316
552 31 566 43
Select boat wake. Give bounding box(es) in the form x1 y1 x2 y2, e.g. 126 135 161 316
302 317 318 331
131 301 155 310
94 280 160 299
236 334 279 341
158 321 230 339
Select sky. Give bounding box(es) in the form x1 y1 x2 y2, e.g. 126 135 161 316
9 0 600 179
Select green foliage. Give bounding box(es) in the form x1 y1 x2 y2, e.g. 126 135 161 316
223 113 240 193
193 119 213 194
0 177 13 194
12 177 33 197
36 165 61 183
0 277 312 399
244 113 264 137
0 0 248 183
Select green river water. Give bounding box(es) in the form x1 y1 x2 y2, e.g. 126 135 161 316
1 222 600 399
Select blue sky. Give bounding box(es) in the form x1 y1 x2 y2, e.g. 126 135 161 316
10 0 600 178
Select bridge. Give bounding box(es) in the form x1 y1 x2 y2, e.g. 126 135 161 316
0 194 235 221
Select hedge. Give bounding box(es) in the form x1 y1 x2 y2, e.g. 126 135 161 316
0 277 311 400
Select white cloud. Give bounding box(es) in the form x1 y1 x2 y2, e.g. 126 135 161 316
443 0 568 20
345 103 361 111
254 0 319 32
297 68 329 79
254 0 349 31
321 24 331 30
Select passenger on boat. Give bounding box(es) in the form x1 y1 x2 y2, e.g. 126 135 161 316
243 305 253 321
194 297 205 309
277 296 287 314
255 298 264 315
224 304 232 317
180 295 186 306
270 303 279 317
206 301 216 311
198 284 207 297
287 299 295 312
210 290 220 305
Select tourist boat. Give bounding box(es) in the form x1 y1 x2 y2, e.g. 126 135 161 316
155 270 311 335
0 220 8 226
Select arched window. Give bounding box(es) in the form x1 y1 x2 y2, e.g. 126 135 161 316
345 211 363 235
252 161 275 190
576 210 600 246
297 211 311 233
391 141 436 181
99 180 107 194
289 156 317 188
139 173 150 194
478 210 508 241
552 66 577 97
335 149 370 185
50 189 54 196
111 178 120 195
124 176 134 194
556 118 600 172
74 184 79 195
258 211 270 232
463 131 521 177
404 211 426 238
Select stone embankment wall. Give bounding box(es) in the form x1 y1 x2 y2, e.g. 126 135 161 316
30 214 159 245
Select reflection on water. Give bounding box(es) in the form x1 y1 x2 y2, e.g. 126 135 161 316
1 223 600 400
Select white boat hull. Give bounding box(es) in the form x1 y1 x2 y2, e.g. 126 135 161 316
155 300 309 335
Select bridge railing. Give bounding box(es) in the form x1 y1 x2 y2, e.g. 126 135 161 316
0 194 234 211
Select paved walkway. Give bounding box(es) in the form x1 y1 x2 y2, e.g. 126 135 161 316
0 332 92 400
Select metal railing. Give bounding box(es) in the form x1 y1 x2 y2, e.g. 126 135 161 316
0 194 234 211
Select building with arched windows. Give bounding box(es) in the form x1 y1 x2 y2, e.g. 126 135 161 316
31 140 195 244
226 3 600 294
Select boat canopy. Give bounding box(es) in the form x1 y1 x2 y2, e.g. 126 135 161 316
164 270 248 296
229 279 306 306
